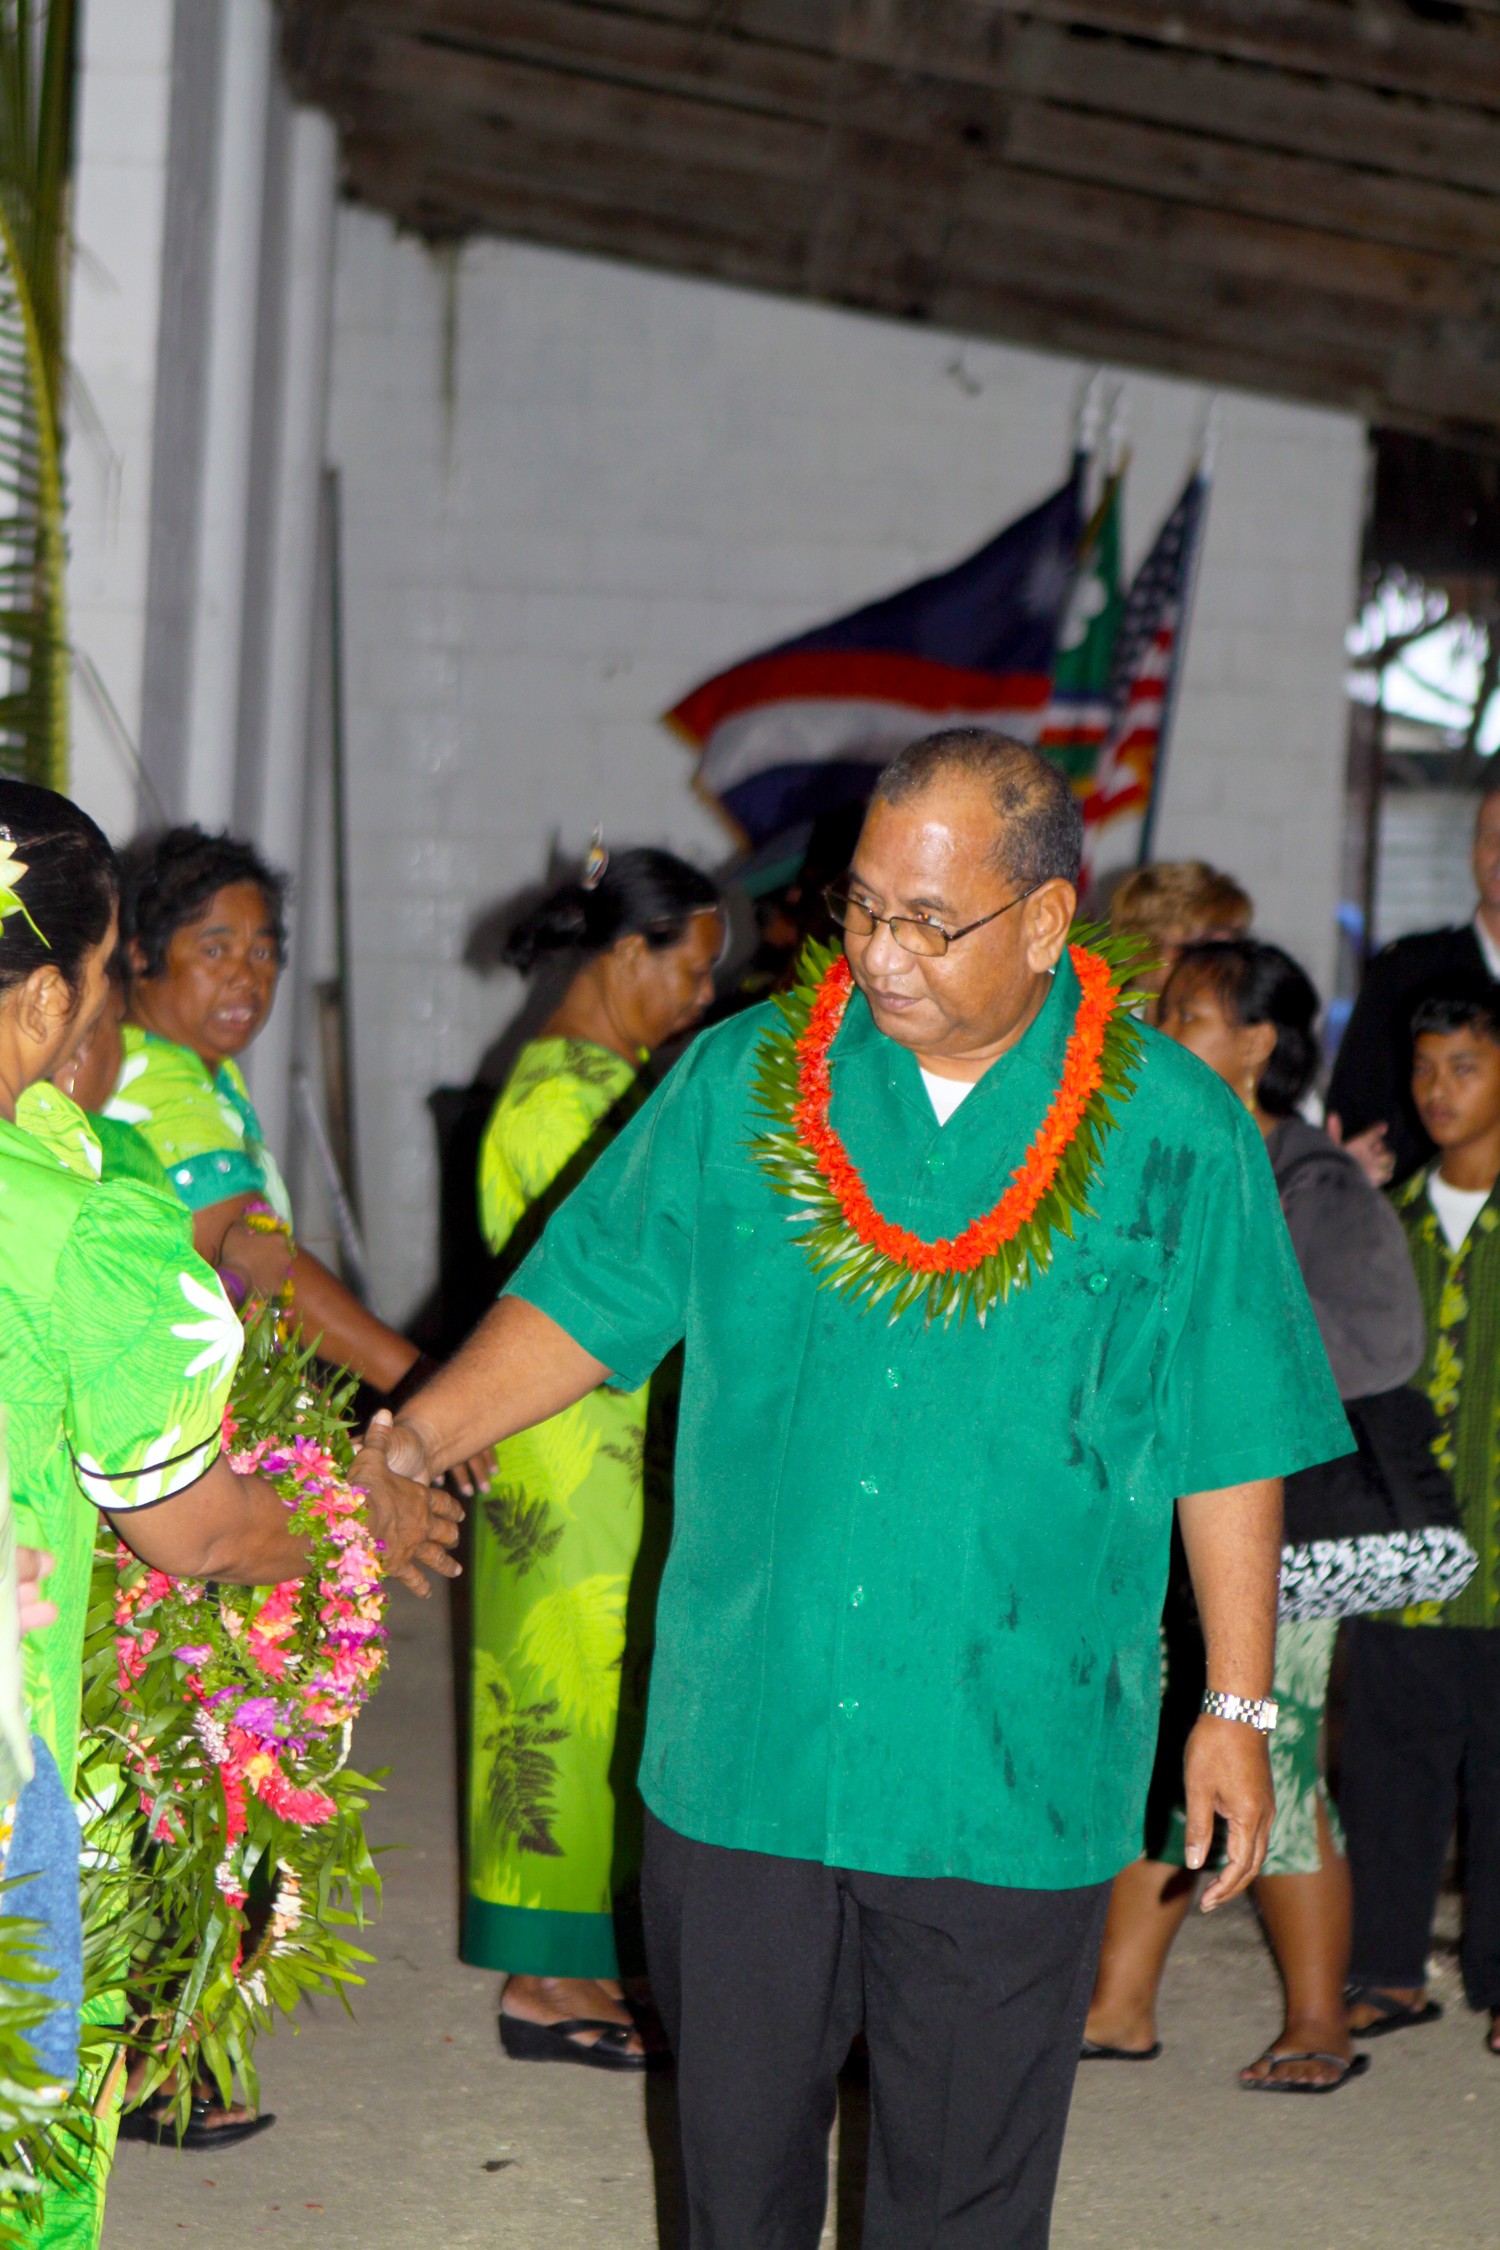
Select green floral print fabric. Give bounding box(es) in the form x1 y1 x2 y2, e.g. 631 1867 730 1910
0 1086 240 1788
1388 1171 1500 1628
464 1038 653 1978
106 1024 293 1222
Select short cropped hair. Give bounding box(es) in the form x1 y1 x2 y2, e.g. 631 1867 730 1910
121 826 289 980
871 729 1083 890
1412 991 1500 1046
1110 860 1252 948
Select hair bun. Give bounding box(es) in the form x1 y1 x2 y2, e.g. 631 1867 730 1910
501 886 592 973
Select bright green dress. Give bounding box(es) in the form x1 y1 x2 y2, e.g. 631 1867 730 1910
104 1025 293 1222
0 1084 241 2247
463 1038 655 1979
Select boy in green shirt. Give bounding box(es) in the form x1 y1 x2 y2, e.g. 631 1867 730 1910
1343 992 1500 2055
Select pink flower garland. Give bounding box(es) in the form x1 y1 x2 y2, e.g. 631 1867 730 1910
112 1414 387 1900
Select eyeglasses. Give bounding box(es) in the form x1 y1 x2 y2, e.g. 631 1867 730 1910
822 882 1039 959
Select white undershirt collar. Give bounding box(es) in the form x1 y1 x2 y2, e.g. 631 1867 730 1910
1472 910 1500 981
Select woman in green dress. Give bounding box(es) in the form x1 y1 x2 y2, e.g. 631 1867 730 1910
467 847 722 2069
0 783 457 2243
108 826 450 1398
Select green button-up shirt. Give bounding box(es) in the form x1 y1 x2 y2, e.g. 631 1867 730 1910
511 953 1350 1889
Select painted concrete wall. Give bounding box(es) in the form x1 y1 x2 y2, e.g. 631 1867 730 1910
327 217 1367 1319
69 0 338 1175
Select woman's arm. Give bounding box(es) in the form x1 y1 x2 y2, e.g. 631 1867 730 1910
191 1194 419 1392
105 1416 463 1595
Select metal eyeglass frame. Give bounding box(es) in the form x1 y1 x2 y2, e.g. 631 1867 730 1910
822 881 1040 959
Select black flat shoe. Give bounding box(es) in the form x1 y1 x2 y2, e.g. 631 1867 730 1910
1239 2048 1370 2094
1079 2038 1162 2061
1346 1986 1443 2039
499 2009 652 2071
116 2098 278 2150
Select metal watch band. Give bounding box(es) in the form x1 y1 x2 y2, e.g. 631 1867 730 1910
1201 1689 1279 1733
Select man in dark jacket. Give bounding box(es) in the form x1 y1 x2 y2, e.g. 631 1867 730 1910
1328 781 1500 1180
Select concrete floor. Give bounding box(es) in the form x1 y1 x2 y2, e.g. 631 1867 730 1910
106 1590 1499 2249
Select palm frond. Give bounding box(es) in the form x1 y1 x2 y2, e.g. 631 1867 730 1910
0 0 73 789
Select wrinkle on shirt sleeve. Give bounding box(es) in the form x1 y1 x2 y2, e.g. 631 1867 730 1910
505 1045 705 1391
1156 1094 1353 1498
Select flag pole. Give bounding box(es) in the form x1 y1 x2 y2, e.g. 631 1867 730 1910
1137 399 1217 865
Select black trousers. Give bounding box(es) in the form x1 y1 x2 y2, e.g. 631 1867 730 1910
1342 1620 1500 2011
641 1810 1110 2250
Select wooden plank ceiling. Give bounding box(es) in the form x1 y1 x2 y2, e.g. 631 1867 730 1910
279 1 1500 441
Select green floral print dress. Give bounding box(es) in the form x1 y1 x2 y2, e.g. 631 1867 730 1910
1388 1171 1500 1629
0 1083 242 2250
463 1038 655 1979
105 1024 293 1222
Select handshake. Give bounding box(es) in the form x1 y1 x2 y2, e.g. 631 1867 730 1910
352 1407 490 1599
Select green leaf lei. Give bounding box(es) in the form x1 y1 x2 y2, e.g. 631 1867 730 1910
750 924 1147 1327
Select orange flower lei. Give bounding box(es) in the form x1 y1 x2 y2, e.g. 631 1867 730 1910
752 933 1142 1324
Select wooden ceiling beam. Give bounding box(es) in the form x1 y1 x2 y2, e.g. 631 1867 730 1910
891 1 1500 112
303 28 1500 318
1002 22 1500 198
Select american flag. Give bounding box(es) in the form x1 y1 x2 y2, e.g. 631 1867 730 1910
1084 466 1210 884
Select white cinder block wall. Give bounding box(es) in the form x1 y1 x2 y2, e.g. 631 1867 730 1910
328 217 1365 1320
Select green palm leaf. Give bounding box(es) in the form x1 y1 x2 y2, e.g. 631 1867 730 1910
516 1574 628 1735
0 1 74 789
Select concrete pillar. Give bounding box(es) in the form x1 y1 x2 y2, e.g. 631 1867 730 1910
66 0 177 837
178 0 274 829
238 105 339 1153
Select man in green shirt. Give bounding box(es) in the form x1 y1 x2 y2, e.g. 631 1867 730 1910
394 733 1349 2246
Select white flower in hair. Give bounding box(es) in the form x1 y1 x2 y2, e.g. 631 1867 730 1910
0 829 45 946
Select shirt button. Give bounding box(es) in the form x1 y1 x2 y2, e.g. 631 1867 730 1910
884 1367 901 1389
734 1220 754 1237
839 1699 860 1713
859 1477 879 1497
927 1146 946 1171
850 1586 865 1608
1088 1271 1110 1295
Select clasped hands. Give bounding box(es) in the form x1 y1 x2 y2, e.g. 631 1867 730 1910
353 1408 468 1599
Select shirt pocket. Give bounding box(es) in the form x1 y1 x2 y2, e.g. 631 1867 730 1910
1067 1241 1169 1455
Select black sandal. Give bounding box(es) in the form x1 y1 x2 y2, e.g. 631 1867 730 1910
1079 2038 1162 2062
1240 2048 1370 2094
498 2009 651 2072
116 2095 277 2149
1346 1985 1443 2039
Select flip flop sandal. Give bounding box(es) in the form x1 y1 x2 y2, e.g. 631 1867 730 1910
499 2010 652 2071
1079 2038 1162 2061
116 2097 278 2149
1240 2049 1370 2094
1345 1986 1443 2039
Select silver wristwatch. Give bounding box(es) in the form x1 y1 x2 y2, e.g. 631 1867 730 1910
1201 1690 1278 1733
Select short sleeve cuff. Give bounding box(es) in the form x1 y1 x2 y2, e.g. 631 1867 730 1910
73 1420 224 1512
1174 1421 1353 1499
504 1274 664 1394
161 1148 264 1211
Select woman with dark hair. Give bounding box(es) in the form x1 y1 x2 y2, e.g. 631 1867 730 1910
466 844 722 2069
108 825 434 1397
0 783 455 2238
1083 939 1424 2093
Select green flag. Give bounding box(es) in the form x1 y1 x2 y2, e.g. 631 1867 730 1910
1039 471 1124 790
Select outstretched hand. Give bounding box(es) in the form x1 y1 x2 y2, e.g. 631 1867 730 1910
1182 1715 1274 1910
356 1409 464 1599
